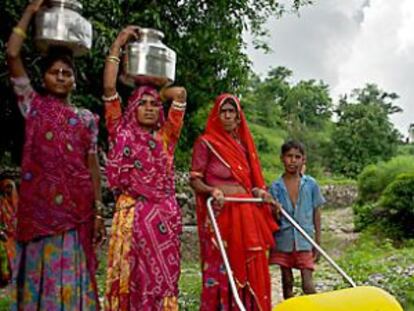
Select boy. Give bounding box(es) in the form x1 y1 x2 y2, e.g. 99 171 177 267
269 140 325 299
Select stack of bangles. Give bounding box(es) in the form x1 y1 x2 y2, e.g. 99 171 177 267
106 55 120 65
13 27 27 39
102 92 119 102
95 200 105 220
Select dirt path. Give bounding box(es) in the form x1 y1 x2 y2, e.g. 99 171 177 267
270 206 358 305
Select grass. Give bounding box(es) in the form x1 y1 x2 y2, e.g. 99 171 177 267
336 229 414 310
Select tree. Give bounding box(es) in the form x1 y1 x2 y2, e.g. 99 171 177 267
330 84 402 178
0 0 310 167
282 79 332 129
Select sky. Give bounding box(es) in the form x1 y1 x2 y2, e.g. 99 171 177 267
246 0 414 137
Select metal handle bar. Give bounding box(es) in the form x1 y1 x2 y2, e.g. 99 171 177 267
223 197 356 287
206 196 356 308
206 197 247 311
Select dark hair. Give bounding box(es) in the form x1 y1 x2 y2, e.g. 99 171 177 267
281 140 305 156
40 46 76 77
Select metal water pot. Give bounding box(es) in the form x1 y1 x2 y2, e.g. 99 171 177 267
123 28 176 87
34 0 93 56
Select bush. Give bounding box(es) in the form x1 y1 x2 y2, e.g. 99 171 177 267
353 202 378 231
357 156 414 203
378 173 414 237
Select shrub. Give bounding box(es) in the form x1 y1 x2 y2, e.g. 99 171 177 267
378 173 414 237
353 202 378 231
357 156 414 203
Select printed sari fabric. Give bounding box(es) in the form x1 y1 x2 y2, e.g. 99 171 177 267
10 77 99 310
0 179 18 287
191 94 279 311
104 87 186 311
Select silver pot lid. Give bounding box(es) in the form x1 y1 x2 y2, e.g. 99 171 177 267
138 28 164 41
48 0 83 11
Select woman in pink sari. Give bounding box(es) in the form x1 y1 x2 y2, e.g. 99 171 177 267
103 26 187 311
6 1 105 309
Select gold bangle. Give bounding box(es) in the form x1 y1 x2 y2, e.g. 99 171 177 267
106 55 120 64
13 27 27 39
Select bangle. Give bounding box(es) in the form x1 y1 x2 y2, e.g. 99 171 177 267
106 55 120 64
102 92 119 102
13 27 27 39
171 101 187 111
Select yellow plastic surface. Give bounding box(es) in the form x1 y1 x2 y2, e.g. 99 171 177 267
272 286 403 311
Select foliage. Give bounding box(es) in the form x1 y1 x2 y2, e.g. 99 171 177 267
354 156 414 235
378 173 414 237
249 123 287 183
357 156 414 203
241 66 333 179
179 262 202 310
0 0 310 167
329 84 402 178
397 143 414 156
336 229 414 309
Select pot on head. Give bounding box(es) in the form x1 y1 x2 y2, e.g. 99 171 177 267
34 0 93 57
122 28 176 88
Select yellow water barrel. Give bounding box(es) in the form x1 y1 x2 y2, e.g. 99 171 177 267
272 286 403 311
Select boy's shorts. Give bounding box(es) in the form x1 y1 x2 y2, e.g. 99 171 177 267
269 250 315 271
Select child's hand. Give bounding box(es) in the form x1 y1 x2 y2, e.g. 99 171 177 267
271 201 281 220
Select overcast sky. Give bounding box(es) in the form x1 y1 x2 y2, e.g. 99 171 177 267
246 0 414 136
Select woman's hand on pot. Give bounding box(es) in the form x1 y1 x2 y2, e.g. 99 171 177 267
211 187 225 207
113 25 140 48
160 87 187 103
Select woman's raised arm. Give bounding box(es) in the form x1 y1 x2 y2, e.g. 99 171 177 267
7 0 45 78
103 26 140 98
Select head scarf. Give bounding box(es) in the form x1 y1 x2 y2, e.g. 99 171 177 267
106 86 173 199
202 93 266 191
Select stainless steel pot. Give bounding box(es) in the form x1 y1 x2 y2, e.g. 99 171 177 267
34 0 92 56
123 28 176 87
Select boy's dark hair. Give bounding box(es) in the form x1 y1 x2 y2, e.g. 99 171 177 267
281 140 305 155
40 46 76 77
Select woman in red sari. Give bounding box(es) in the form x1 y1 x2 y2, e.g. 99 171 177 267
190 94 279 311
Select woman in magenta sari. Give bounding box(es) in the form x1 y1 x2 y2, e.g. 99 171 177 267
6 1 105 309
103 26 187 311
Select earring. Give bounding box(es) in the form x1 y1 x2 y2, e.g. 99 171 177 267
72 83 77 90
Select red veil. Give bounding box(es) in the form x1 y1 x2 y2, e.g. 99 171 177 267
196 94 278 311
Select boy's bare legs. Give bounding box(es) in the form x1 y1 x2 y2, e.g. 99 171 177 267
280 267 294 299
301 269 316 294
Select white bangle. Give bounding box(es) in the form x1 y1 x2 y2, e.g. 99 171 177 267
171 100 187 110
102 92 119 102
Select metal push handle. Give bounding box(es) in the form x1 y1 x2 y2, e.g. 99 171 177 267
206 196 356 308
206 197 247 311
